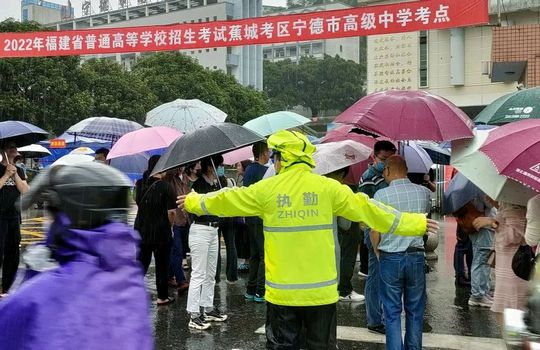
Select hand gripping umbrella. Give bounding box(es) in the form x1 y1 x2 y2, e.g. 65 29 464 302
151 123 265 176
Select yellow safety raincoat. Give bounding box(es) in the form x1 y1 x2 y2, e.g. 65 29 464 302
184 131 427 307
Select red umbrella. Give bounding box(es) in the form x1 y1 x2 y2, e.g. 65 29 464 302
335 90 474 142
479 119 540 193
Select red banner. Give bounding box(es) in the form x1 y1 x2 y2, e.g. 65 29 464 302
0 0 488 58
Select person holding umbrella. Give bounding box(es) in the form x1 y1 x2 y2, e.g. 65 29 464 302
0 142 29 296
177 130 439 349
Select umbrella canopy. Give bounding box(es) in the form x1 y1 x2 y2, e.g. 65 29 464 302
70 147 95 155
478 119 540 193
313 140 372 176
443 172 483 215
66 117 143 142
335 90 474 142
0 121 49 147
110 153 150 175
222 146 253 166
416 141 451 165
152 123 265 175
50 154 94 167
107 126 182 160
243 111 310 137
17 144 51 158
474 87 540 125
451 128 537 206
145 99 227 133
402 142 434 174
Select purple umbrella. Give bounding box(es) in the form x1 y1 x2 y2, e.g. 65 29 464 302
335 90 474 142
479 119 540 193
0 121 49 147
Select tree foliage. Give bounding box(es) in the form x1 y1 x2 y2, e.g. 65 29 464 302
264 55 365 117
0 21 270 136
132 52 269 125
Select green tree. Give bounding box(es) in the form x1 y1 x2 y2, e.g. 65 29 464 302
264 55 365 117
133 52 269 124
78 59 159 124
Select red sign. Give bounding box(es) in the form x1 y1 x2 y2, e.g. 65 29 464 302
0 0 488 58
49 139 66 149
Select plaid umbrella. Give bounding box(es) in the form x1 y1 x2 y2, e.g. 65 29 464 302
66 117 143 143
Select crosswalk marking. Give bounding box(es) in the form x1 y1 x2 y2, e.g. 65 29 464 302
254 325 506 349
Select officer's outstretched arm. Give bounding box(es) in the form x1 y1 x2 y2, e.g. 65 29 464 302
183 183 263 218
331 182 427 237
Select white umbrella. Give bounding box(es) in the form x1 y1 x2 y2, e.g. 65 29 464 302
70 147 95 155
145 99 227 133
17 144 51 158
403 142 434 174
451 128 537 206
51 154 94 167
313 140 372 176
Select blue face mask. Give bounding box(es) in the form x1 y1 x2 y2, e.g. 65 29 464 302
374 161 385 173
216 166 225 177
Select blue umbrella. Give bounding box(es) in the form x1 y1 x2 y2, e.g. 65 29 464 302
443 172 483 215
243 111 310 137
0 121 49 147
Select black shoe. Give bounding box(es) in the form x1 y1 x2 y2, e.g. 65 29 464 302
456 276 471 286
367 325 386 335
205 308 228 322
188 315 211 330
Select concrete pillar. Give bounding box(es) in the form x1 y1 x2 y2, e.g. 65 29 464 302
145 6 149 16
126 10 129 20
165 2 169 12
450 28 465 86
107 13 111 24
187 0 191 9
72 21 76 30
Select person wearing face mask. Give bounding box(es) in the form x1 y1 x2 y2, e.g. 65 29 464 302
185 154 228 330
359 140 397 335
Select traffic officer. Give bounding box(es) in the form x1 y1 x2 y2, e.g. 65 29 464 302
178 130 438 350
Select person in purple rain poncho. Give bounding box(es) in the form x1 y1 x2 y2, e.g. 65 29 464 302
0 162 154 350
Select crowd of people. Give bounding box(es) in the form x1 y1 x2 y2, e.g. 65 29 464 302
1 128 540 350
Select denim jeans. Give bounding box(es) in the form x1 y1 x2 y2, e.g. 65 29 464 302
380 252 426 350
470 247 492 298
364 235 383 327
169 225 187 284
453 237 472 279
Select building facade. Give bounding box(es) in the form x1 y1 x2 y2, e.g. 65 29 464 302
263 2 361 64
48 0 263 90
21 0 74 24
361 0 540 116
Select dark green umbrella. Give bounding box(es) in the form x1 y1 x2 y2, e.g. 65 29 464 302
474 87 540 125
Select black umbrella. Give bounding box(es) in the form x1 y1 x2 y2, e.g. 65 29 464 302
0 121 49 148
151 123 265 175
443 172 482 215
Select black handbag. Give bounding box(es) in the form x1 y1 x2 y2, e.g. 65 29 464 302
512 245 536 281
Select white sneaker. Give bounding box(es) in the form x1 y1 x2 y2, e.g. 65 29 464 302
339 291 366 303
468 296 493 308
357 271 368 278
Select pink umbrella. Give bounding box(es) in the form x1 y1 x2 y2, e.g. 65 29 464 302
107 126 182 159
335 90 474 142
222 146 253 166
479 119 540 193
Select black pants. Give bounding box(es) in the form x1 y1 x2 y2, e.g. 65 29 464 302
139 242 171 300
246 219 265 296
216 222 238 282
0 217 21 293
338 224 361 296
266 302 337 350
358 235 369 275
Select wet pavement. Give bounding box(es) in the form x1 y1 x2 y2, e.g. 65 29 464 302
17 210 505 349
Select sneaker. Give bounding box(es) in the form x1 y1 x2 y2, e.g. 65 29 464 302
238 263 249 272
205 308 228 322
244 293 255 301
367 325 386 335
468 296 493 308
189 315 211 330
254 294 265 303
357 271 368 278
339 291 366 303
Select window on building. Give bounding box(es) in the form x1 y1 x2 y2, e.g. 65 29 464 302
287 47 297 57
300 45 310 55
198 19 202 22
206 17 210 22
312 43 323 55
227 47 232 54
274 48 285 58
206 48 210 52
340 45 343 53
263 50 271 59
213 66 218 70
419 31 429 88
213 48 217 51
213 16 218 21
22 8 28 22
